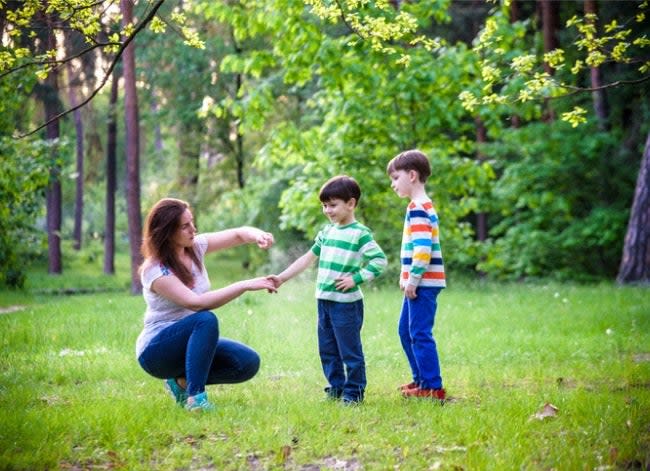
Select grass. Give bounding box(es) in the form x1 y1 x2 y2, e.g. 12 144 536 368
1 254 649 470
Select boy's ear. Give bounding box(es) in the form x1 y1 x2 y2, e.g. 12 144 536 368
347 198 357 208
408 169 419 182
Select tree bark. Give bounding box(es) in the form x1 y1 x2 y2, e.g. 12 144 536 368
475 117 488 242
540 0 559 76
510 0 522 128
67 62 84 251
121 0 143 294
234 65 245 188
104 67 119 275
584 0 610 131
617 132 650 284
42 12 62 274
177 125 201 201
539 0 559 122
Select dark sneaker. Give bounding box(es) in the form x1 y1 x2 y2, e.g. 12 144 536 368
341 396 363 406
324 386 343 400
402 387 446 402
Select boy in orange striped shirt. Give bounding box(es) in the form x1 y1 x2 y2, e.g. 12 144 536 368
387 150 447 401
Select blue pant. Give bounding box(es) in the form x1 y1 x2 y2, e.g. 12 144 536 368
317 299 366 401
137 311 260 396
398 287 443 390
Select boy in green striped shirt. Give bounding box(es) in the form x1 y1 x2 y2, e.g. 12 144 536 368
271 175 387 404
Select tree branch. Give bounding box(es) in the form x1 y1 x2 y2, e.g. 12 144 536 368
554 74 650 98
17 0 167 138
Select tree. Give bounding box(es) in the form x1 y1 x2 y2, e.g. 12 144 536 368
121 0 143 294
33 11 63 274
104 67 120 275
0 0 199 291
459 1 650 282
617 132 650 283
66 60 84 251
201 0 493 272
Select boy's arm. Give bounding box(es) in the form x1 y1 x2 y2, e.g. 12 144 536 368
272 251 317 287
407 205 434 289
352 236 387 286
336 237 387 292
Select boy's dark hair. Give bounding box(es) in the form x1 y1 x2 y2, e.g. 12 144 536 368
386 149 431 183
319 175 361 205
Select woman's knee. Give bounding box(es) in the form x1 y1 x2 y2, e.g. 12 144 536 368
194 310 219 329
242 351 261 380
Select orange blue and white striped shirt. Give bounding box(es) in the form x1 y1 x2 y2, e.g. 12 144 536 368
400 198 446 289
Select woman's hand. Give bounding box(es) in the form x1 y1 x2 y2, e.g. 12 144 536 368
267 275 283 290
254 231 274 250
245 276 278 293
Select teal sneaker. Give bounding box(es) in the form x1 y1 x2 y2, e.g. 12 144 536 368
164 378 188 406
185 392 215 412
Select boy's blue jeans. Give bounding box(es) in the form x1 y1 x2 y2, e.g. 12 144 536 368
317 299 365 401
137 310 260 396
398 287 443 390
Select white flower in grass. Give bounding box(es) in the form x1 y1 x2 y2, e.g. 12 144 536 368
59 348 85 357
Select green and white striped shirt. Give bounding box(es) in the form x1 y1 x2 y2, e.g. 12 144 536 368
310 221 387 302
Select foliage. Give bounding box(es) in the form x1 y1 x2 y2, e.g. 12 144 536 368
2 0 649 286
460 2 650 126
477 120 635 280
1 275 649 469
0 137 61 287
202 0 494 274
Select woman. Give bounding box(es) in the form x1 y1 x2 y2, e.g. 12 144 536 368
135 198 277 411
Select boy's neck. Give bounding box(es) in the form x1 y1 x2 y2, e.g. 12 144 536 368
408 183 428 201
337 215 356 226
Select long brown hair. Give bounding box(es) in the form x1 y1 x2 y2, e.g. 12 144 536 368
141 198 202 287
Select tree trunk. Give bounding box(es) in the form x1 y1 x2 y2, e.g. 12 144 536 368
177 125 200 202
509 0 520 23
510 0 521 128
42 13 62 274
584 0 610 131
540 0 559 75
234 71 245 189
67 62 84 251
121 0 143 294
475 117 488 242
104 67 119 275
617 132 650 284
539 0 559 122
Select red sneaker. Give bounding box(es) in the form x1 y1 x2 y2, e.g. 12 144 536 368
402 387 446 401
399 381 419 392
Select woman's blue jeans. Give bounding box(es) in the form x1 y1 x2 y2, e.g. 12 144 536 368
398 287 443 390
137 311 260 396
317 299 365 401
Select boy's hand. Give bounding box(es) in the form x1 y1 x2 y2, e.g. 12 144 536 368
266 275 283 291
335 275 356 292
404 285 418 299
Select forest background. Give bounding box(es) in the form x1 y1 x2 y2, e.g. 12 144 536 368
1 0 649 291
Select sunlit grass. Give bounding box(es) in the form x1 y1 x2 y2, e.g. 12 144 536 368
1 263 649 469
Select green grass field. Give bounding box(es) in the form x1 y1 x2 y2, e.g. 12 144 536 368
1 256 649 470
